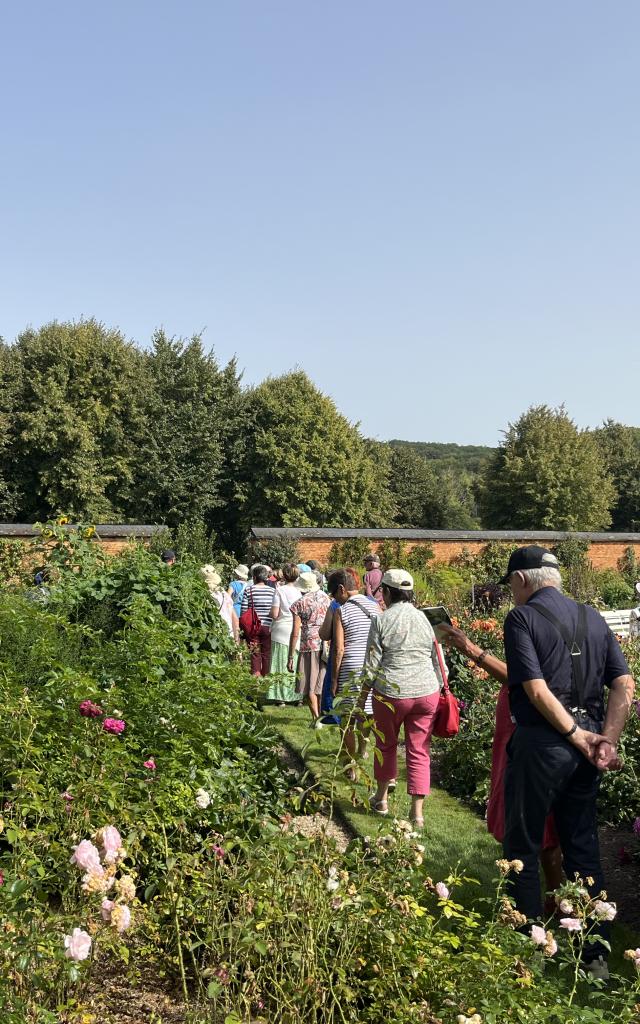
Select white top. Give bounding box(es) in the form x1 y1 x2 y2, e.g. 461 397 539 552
364 602 443 699
270 583 302 646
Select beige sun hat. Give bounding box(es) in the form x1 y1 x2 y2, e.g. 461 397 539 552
381 568 414 590
297 571 320 594
235 564 249 581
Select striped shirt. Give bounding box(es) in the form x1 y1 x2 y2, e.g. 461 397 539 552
338 596 381 692
241 583 274 627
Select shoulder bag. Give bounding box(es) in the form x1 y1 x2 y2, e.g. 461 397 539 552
432 641 460 738
239 587 262 642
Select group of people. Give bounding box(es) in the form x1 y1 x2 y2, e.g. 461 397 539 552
199 544 635 979
216 554 448 826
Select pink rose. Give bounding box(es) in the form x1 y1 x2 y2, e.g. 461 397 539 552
101 898 115 922
0 870 4 887
103 718 125 735
64 927 92 961
530 924 547 946
592 900 617 921
435 882 450 900
212 844 225 860
95 825 122 864
143 758 156 771
70 839 102 873
559 917 583 932
79 700 103 718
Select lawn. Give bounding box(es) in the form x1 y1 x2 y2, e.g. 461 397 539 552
262 702 640 975
263 703 501 897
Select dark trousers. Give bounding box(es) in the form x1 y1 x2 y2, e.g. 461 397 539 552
503 726 609 960
250 626 272 677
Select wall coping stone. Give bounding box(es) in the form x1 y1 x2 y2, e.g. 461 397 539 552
0 524 163 538
250 527 640 543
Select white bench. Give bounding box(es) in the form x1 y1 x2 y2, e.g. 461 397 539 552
600 608 635 638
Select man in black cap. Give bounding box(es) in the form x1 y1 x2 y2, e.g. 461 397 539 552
500 545 634 978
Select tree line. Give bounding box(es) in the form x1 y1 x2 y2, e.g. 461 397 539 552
0 320 638 551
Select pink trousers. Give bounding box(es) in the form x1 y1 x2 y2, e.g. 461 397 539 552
372 690 440 796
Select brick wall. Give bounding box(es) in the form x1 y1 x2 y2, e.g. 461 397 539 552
296 537 640 572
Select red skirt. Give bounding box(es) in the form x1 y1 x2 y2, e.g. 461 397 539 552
487 685 559 849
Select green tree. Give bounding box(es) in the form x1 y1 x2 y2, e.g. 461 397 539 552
386 446 479 528
235 370 393 531
593 420 640 531
479 405 614 531
128 330 244 532
2 320 147 521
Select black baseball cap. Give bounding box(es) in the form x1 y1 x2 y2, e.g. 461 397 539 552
499 545 560 584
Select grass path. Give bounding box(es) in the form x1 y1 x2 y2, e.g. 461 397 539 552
263 703 500 897
263 703 639 974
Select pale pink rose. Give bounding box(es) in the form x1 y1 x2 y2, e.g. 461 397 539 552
101 898 115 921
95 825 122 864
110 903 131 933
435 882 450 900
559 899 574 915
64 927 92 961
592 900 617 921
559 917 583 932
530 925 547 946
70 839 101 873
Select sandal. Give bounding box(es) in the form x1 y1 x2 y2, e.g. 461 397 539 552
388 778 397 791
368 796 388 816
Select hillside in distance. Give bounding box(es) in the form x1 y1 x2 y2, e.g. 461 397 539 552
388 439 495 476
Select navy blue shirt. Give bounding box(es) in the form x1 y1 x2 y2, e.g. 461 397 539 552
504 586 629 729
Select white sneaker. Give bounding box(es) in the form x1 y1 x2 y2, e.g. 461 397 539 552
586 957 609 982
314 719 324 730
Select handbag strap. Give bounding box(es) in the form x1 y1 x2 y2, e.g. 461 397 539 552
433 640 450 691
346 596 377 622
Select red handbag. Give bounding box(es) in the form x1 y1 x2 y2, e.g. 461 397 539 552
239 588 261 642
432 641 460 738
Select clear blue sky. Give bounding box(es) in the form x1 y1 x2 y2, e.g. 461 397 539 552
2 2 639 446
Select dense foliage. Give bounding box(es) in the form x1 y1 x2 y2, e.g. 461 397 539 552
2 527 640 1023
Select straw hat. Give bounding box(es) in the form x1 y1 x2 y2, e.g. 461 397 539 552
234 564 249 581
297 571 320 593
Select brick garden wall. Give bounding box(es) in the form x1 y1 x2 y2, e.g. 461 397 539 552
294 537 640 572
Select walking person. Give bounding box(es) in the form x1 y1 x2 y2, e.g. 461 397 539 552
363 554 385 611
201 565 239 641
357 570 444 827
289 572 331 724
328 569 382 771
227 565 249 619
499 546 634 979
241 565 275 677
266 563 302 704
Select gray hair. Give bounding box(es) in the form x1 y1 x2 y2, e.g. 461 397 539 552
520 567 563 593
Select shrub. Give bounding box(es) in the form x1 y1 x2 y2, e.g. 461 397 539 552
327 536 372 568
248 532 300 569
595 569 635 609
